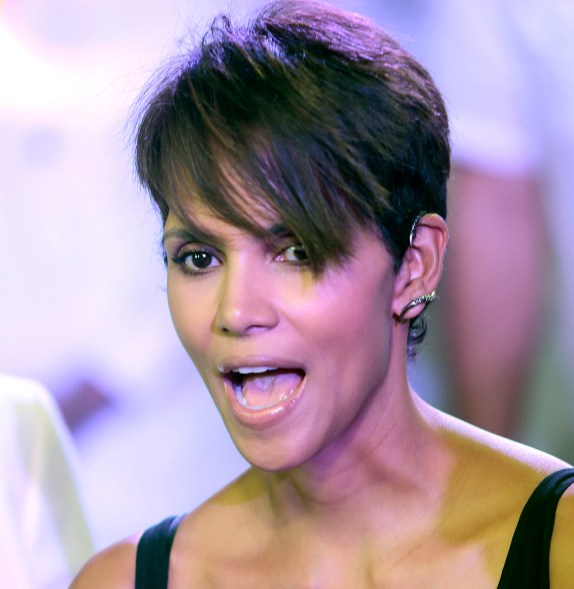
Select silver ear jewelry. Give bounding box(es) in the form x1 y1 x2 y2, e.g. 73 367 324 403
398 290 438 323
409 211 430 247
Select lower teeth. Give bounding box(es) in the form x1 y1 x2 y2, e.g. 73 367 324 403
230 369 304 410
235 385 289 410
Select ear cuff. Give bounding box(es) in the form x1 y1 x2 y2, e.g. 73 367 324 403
398 290 438 323
409 211 430 247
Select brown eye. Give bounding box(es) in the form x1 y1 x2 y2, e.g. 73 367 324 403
172 248 221 274
187 251 214 269
280 244 309 264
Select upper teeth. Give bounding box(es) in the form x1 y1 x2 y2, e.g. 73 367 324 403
234 366 276 375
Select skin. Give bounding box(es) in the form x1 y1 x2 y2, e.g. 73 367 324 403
71 194 573 588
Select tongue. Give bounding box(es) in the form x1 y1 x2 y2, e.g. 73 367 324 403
241 369 303 409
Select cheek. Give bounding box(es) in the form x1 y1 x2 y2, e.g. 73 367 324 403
167 278 211 364
329 269 391 333
297 273 394 375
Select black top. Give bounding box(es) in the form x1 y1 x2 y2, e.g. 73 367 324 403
497 468 574 588
135 514 184 589
135 468 574 588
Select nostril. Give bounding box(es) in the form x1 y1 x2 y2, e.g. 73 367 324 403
215 303 280 336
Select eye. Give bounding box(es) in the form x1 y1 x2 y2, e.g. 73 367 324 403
275 243 309 265
171 247 221 275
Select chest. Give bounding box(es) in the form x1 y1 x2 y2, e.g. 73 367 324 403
170 532 507 589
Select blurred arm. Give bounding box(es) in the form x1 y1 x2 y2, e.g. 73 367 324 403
442 166 546 436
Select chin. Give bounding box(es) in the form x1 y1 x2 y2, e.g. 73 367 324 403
230 433 316 474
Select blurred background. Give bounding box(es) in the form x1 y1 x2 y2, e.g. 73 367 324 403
1 0 573 551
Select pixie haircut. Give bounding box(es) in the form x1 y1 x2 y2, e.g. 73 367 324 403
134 0 450 353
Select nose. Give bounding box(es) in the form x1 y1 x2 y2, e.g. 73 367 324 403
213 262 279 336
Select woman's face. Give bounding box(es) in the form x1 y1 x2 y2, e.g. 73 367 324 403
164 199 400 471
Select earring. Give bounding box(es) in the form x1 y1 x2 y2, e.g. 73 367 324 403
398 290 438 323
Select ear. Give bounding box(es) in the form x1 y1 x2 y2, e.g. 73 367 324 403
392 213 448 322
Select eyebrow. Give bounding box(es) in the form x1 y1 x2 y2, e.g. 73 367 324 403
162 226 222 247
162 222 294 248
266 223 293 240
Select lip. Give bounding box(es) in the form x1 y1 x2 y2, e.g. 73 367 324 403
217 355 307 429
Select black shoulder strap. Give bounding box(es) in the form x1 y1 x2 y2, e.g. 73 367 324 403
135 515 185 589
497 467 574 589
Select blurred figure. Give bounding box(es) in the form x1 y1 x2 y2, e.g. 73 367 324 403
418 0 574 441
0 375 93 588
356 0 574 446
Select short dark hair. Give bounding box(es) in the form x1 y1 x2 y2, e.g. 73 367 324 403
133 0 450 354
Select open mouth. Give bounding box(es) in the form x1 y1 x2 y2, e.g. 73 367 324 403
225 367 306 410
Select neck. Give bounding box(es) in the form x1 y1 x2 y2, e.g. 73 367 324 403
258 384 450 539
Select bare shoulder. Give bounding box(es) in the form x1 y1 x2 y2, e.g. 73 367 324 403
551 479 574 585
427 402 571 478
421 402 572 518
179 468 267 542
70 536 139 589
170 469 269 569
420 402 574 577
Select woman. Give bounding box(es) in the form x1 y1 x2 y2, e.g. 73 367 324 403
72 1 574 587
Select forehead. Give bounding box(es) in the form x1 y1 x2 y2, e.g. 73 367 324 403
165 170 284 234
163 200 293 248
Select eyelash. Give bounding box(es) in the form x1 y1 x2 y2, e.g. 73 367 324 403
276 244 309 265
170 247 221 276
169 242 310 276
